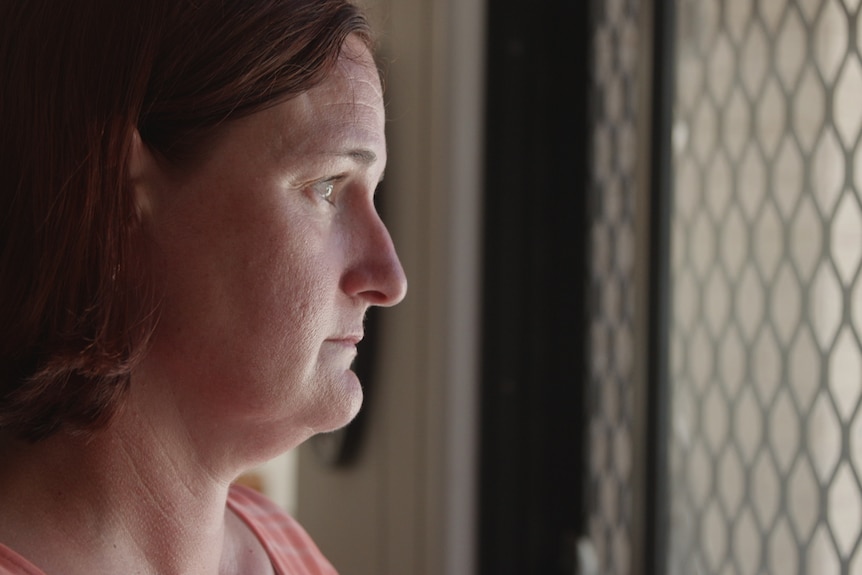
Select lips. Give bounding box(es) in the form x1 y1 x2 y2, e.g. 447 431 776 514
328 333 363 345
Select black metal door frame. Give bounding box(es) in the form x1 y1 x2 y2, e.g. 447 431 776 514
479 2 593 573
646 0 675 573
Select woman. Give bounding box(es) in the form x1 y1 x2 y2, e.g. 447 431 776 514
0 0 407 573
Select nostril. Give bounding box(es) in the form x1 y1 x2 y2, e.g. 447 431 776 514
387 263 408 306
340 244 407 306
350 261 406 306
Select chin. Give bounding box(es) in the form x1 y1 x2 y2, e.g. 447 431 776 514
311 370 364 433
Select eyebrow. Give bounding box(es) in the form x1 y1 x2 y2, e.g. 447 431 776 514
336 148 384 183
339 148 378 166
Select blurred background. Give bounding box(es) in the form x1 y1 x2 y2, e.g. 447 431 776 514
241 0 862 573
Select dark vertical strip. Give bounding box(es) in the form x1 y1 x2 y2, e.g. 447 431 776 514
646 0 676 573
479 1 593 574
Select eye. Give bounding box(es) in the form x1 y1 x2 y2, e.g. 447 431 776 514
312 179 337 205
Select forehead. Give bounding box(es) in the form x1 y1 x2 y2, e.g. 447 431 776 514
266 41 385 165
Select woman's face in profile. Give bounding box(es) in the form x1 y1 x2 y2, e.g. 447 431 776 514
136 36 406 449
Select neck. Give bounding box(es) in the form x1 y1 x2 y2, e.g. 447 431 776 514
0 411 238 575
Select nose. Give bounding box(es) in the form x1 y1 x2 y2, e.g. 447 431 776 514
341 208 408 307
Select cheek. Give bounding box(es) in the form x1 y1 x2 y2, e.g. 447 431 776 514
235 217 346 364
145 225 339 407
151 204 303 338
255 257 330 357
144 171 346 370
245 213 330 313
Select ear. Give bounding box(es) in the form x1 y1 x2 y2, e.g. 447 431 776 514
128 129 158 220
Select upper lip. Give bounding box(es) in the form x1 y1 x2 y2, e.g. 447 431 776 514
331 333 363 345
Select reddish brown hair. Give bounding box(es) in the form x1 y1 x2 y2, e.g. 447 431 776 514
0 0 371 441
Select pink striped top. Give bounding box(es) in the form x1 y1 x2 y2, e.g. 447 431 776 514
0 484 337 575
226 484 338 575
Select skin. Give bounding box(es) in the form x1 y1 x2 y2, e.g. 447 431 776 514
0 36 405 575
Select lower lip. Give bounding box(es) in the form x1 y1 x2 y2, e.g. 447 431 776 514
329 340 359 352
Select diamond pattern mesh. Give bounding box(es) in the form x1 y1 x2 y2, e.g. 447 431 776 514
589 0 641 573
668 0 862 573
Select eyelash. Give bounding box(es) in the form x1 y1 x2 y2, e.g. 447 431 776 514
308 175 381 208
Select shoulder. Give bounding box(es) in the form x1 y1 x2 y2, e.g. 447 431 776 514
0 544 44 575
227 484 338 575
